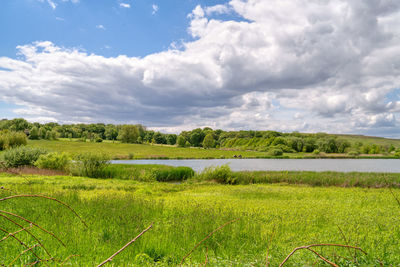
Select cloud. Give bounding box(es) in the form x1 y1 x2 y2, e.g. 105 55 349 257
204 4 231 16
47 0 56 9
120 3 130 8
1 1 400 137
37 0 79 9
152 4 159 15
96 24 106 30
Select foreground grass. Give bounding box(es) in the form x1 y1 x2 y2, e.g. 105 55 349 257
0 174 399 266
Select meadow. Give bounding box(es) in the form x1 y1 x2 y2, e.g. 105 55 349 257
20 139 399 160
25 140 270 159
0 172 399 266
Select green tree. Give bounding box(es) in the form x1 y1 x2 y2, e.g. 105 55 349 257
153 132 167 144
118 125 139 143
105 125 118 140
29 126 39 140
202 133 215 149
166 134 177 145
177 135 186 147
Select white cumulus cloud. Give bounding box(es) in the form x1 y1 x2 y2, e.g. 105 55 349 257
152 4 159 15
120 3 130 8
2 0 400 137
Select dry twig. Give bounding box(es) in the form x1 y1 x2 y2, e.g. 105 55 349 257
0 213 52 256
279 243 367 267
204 247 208 266
265 225 276 267
0 210 65 247
0 227 47 266
96 223 153 267
61 254 80 267
8 244 41 267
0 195 87 227
180 218 239 266
0 224 33 243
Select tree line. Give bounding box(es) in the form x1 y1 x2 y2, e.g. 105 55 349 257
0 118 398 155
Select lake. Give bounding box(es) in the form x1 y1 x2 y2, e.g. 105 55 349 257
111 158 400 173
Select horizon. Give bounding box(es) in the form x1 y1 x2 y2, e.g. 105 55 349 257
1 0 400 138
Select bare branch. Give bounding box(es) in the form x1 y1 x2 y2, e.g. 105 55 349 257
0 210 65 247
23 258 54 267
265 225 276 267
0 213 52 257
204 247 208 266
0 194 87 227
0 224 33 243
61 255 80 267
306 248 338 267
0 227 47 266
279 244 367 267
8 244 41 267
180 218 239 266
96 223 153 267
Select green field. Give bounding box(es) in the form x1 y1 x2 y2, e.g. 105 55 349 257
20 139 400 160
0 173 399 266
25 139 270 159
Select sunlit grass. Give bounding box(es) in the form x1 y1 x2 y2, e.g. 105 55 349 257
0 173 399 266
26 139 270 159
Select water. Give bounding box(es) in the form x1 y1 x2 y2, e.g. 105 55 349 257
111 158 400 173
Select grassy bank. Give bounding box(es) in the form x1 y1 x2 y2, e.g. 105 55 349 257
25 140 270 159
20 140 400 160
0 174 399 266
196 167 400 188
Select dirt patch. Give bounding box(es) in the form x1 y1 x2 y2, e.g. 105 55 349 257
0 166 67 176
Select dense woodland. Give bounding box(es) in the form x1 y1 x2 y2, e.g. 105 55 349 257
1 118 399 155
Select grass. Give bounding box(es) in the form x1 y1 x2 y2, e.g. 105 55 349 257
100 164 195 182
197 168 400 188
0 173 399 266
25 140 270 159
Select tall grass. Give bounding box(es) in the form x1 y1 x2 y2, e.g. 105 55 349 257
0 131 27 151
0 174 398 265
100 164 194 182
195 165 400 188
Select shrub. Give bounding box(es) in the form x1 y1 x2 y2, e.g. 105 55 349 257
3 147 47 167
347 151 359 156
313 149 320 155
153 166 195 182
0 131 27 150
70 153 110 178
95 137 103 143
34 152 71 171
197 165 235 184
268 148 283 156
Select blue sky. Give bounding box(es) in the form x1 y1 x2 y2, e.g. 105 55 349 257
0 0 231 58
0 0 400 137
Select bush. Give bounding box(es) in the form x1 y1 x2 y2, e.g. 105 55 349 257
34 152 71 171
153 166 195 182
313 149 320 155
95 137 103 143
268 148 283 156
197 165 235 184
70 153 110 178
0 131 27 150
347 151 359 156
3 147 47 167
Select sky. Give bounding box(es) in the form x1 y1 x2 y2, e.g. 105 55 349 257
0 0 400 138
